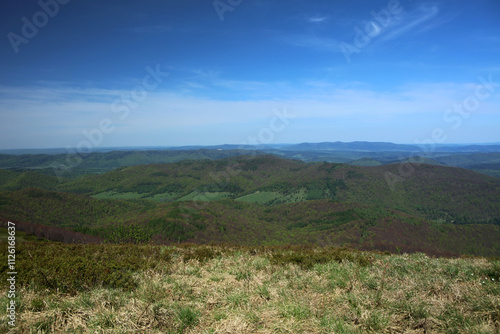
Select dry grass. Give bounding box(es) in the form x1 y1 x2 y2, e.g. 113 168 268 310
1 245 499 333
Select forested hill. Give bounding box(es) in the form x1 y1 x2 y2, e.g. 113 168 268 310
1 146 500 178
0 149 252 176
1 189 499 256
3 155 499 225
1 154 499 256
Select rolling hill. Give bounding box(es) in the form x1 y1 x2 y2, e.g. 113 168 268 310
1 155 499 224
0 149 253 177
41 155 499 224
2 143 500 181
1 154 499 256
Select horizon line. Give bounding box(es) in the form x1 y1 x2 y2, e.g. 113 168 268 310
1 140 500 152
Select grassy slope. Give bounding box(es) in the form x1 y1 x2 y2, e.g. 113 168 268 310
0 243 498 333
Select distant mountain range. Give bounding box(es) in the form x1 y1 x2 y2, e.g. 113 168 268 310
2 141 500 155
1 141 499 178
283 141 420 152
285 141 500 153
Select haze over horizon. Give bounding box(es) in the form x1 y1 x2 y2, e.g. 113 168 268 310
1 0 499 149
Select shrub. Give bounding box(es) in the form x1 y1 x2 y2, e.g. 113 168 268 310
0 243 170 294
183 246 220 263
268 246 373 269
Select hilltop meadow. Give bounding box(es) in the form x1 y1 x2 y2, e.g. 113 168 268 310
0 242 498 333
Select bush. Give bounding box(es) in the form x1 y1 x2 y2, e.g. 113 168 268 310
0 243 170 294
183 246 220 263
268 246 373 269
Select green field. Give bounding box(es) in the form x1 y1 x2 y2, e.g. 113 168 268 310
236 189 310 205
92 191 145 200
177 191 232 202
236 191 283 204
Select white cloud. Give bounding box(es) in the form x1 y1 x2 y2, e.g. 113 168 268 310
0 79 498 148
308 16 328 23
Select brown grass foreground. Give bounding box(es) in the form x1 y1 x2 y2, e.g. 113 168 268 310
0 243 499 333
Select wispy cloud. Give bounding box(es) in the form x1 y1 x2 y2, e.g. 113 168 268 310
2 79 497 126
307 16 328 23
275 3 446 54
1 78 498 148
172 69 294 99
273 32 341 53
380 4 442 41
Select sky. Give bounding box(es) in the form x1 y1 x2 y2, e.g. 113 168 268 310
0 0 499 149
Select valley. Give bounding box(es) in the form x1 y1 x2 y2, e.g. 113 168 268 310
1 144 499 257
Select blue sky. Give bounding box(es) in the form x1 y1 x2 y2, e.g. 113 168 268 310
0 0 499 149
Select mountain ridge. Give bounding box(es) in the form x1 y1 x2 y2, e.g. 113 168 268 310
2 141 500 155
